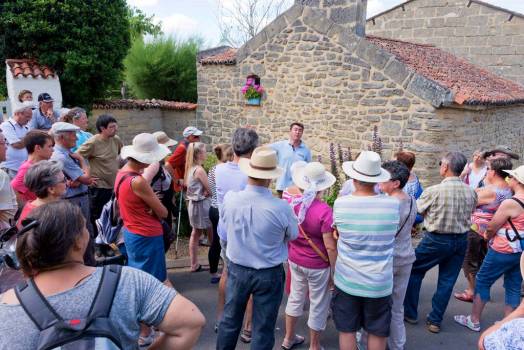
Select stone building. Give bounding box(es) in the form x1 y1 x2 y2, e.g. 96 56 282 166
367 0 524 85
197 0 524 185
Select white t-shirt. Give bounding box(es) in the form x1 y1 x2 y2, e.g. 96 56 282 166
0 119 29 171
0 169 17 228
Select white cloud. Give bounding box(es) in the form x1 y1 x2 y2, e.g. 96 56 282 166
127 0 160 7
156 13 200 37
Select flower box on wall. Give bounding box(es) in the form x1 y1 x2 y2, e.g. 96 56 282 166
242 75 264 107
246 97 261 106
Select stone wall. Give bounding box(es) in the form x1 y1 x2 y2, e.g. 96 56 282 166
366 0 524 85
90 108 196 145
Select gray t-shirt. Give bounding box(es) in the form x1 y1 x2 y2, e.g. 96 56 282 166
0 267 176 350
393 196 417 267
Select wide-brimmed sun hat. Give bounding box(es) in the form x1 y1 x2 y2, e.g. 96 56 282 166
292 161 336 191
239 146 283 179
342 151 391 183
121 133 170 165
504 165 524 185
483 145 520 160
153 131 177 147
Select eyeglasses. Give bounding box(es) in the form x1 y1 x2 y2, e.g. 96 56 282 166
55 177 67 184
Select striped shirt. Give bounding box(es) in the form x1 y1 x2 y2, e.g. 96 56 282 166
208 165 218 208
333 194 400 298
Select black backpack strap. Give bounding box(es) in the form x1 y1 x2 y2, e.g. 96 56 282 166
15 278 62 331
511 197 524 209
88 265 122 319
506 198 524 241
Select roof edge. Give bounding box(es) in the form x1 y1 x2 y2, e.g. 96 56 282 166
92 99 197 111
367 0 524 23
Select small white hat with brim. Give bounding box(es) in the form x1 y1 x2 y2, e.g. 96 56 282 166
292 161 336 192
153 131 177 147
121 133 170 165
239 146 283 179
504 165 524 186
342 151 391 183
50 122 80 134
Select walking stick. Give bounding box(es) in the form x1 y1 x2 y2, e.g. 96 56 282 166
175 189 184 258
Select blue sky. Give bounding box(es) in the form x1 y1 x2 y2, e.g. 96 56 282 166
128 0 524 47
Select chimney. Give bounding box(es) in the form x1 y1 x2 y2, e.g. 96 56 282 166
295 0 367 36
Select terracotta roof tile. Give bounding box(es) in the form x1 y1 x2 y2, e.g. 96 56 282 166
199 47 237 65
367 35 524 106
92 99 197 111
6 59 56 79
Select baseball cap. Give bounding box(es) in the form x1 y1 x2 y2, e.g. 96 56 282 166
183 126 203 138
50 122 80 135
38 93 54 102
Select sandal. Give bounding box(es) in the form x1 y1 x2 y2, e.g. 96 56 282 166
240 329 252 343
191 264 205 273
454 290 474 303
454 315 480 332
138 329 155 347
282 334 305 350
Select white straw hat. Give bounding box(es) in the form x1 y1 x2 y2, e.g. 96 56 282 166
504 165 524 185
239 146 283 179
292 161 336 191
121 133 170 165
153 131 177 147
342 151 391 183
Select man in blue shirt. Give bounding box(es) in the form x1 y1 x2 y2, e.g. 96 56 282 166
217 146 298 350
51 122 97 265
30 93 60 131
270 122 312 197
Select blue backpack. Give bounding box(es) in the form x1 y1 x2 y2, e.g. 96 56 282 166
15 265 124 350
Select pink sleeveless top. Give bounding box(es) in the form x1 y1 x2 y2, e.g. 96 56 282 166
491 196 524 254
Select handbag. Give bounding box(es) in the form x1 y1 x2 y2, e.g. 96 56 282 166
298 224 329 263
504 197 524 251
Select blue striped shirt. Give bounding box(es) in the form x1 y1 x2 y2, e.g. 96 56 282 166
333 194 400 298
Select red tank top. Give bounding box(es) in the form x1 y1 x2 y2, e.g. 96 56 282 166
115 170 162 237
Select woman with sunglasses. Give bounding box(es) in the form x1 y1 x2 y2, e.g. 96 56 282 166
455 165 524 332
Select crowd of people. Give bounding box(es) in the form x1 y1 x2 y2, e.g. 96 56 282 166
0 90 523 350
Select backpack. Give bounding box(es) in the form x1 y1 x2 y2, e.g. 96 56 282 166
15 265 124 350
95 173 137 245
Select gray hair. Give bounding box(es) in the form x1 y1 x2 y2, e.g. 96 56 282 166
24 160 64 198
232 128 259 157
442 151 468 176
13 105 33 114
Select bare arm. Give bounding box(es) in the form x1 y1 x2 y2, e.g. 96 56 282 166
10 141 25 149
322 231 337 273
195 166 210 195
485 200 520 240
460 163 470 180
142 162 160 183
478 300 524 350
131 176 168 219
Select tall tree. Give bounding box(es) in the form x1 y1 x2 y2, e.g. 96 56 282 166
0 0 131 107
217 0 293 47
128 7 163 41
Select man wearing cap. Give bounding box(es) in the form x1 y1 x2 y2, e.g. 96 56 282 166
332 151 399 350
77 114 123 239
0 105 33 179
404 151 477 333
51 122 97 265
30 93 60 131
270 122 312 198
217 146 298 350
167 126 202 192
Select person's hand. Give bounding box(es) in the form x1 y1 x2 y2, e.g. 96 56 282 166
88 176 98 186
333 228 339 240
69 152 82 162
155 191 164 200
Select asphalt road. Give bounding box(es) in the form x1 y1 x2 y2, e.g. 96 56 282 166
169 265 508 350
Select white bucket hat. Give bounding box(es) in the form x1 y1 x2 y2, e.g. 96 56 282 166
153 131 177 147
504 165 524 185
342 151 391 183
183 126 203 138
239 146 283 179
292 161 336 191
121 133 170 165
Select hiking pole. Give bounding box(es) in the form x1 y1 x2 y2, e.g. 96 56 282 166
175 189 184 258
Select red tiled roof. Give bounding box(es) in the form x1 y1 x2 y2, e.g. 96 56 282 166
92 99 197 111
199 48 237 65
367 35 524 106
6 59 56 79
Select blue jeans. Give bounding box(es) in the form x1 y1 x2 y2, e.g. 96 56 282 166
475 248 522 308
404 232 467 326
217 262 285 350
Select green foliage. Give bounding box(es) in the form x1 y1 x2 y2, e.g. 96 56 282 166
243 86 262 99
124 36 201 103
0 0 131 107
323 182 340 208
203 154 218 173
128 7 162 41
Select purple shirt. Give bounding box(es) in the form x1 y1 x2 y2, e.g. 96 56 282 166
288 199 333 269
216 161 248 241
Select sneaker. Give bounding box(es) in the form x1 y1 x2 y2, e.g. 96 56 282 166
426 320 441 333
453 314 480 332
404 316 418 324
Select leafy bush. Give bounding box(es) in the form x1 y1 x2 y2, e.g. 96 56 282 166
0 0 131 107
124 36 201 102
203 154 218 173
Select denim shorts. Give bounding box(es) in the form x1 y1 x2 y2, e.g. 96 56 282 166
475 248 522 308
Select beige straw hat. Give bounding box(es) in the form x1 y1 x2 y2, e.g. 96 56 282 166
239 146 283 179
153 131 177 147
292 161 336 191
504 165 524 185
342 151 391 183
121 133 170 165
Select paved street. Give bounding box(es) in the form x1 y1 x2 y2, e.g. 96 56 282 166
169 265 508 350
